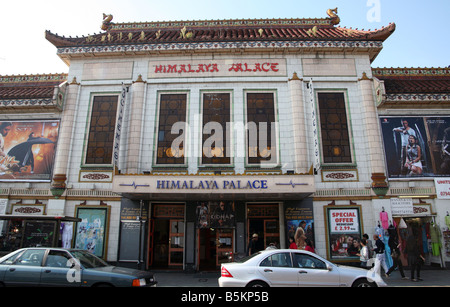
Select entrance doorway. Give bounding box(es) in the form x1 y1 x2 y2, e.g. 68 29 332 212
247 204 280 251
148 204 185 269
198 228 233 271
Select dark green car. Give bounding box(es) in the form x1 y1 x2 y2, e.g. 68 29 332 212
0 247 157 287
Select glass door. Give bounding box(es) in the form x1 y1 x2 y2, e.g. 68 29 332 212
216 229 233 265
168 220 184 267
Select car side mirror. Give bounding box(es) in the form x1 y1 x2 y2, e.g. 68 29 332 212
326 264 333 271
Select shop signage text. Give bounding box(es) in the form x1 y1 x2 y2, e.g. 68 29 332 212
156 179 267 190
148 59 287 78
114 174 315 195
329 209 359 233
434 178 450 199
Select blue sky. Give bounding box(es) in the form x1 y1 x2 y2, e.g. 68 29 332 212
0 0 448 75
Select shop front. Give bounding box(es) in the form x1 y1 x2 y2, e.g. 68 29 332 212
0 202 80 257
390 199 446 268
113 174 315 271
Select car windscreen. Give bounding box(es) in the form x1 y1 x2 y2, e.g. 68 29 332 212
71 250 109 268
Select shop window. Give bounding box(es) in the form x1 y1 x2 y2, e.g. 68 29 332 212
85 95 118 165
317 92 352 164
246 92 278 165
155 93 187 165
202 93 231 165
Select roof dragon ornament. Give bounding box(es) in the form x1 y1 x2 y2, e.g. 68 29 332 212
327 8 340 25
101 13 113 31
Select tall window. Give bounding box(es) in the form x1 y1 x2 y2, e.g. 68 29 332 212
246 92 277 165
156 93 187 165
202 93 231 165
317 92 352 163
85 95 118 165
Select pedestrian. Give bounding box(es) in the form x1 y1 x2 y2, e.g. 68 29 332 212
304 238 315 253
373 234 389 277
357 239 369 269
363 234 373 259
289 236 297 249
247 233 262 256
406 229 424 282
386 235 407 279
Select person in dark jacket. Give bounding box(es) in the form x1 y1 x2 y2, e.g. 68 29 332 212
406 229 424 282
386 235 407 279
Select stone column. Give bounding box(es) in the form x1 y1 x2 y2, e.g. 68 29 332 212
359 72 389 196
288 72 309 173
125 75 146 174
51 78 80 197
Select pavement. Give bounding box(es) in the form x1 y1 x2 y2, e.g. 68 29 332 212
153 269 450 287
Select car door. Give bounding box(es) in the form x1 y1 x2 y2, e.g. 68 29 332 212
2 249 46 286
292 252 340 286
40 249 82 287
257 252 298 287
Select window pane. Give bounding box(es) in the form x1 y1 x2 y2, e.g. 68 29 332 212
46 250 72 268
317 93 352 163
202 93 230 164
85 96 118 164
156 94 187 164
247 93 277 164
16 249 46 266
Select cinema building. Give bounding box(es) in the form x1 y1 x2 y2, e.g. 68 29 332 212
1 10 449 270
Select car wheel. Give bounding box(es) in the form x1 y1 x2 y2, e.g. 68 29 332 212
246 280 269 287
352 278 376 287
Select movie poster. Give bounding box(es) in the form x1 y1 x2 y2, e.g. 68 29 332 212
196 201 236 228
379 116 450 178
0 120 59 181
285 199 315 249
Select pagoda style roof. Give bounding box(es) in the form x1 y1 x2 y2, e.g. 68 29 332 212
45 9 395 63
373 68 450 106
0 73 68 112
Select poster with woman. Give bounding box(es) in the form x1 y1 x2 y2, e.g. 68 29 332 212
379 116 450 178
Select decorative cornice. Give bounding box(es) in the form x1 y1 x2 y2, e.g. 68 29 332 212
56 39 383 57
109 18 333 32
0 73 67 84
373 67 450 77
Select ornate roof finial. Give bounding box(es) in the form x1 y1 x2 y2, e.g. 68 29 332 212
101 13 113 31
327 8 340 25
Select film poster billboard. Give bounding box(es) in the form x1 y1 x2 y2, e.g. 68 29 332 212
0 120 60 181
379 116 450 178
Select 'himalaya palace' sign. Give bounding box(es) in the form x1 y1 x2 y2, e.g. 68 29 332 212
113 174 314 195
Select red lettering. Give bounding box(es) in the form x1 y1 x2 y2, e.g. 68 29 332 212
196 64 205 72
210 64 219 72
167 65 177 73
262 63 270 72
253 63 262 72
179 64 187 73
271 63 279 72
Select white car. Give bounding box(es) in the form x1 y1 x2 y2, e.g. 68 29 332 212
219 249 387 287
